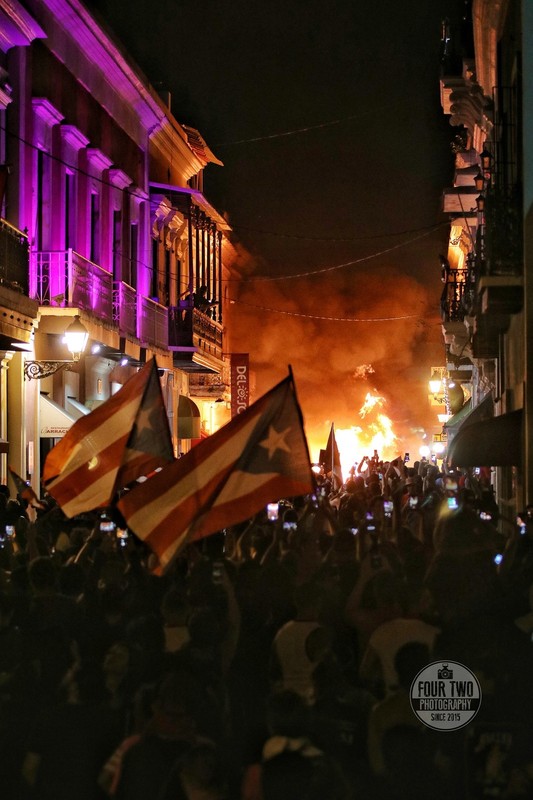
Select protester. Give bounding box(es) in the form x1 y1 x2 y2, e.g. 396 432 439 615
0 456 528 800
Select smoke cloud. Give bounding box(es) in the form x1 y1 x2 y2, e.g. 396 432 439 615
226 261 443 458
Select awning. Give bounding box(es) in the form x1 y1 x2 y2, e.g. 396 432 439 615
39 394 77 438
444 392 494 446
66 397 91 420
444 398 473 430
447 409 523 467
177 395 201 439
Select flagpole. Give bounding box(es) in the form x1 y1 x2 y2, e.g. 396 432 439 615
331 422 335 489
287 364 317 492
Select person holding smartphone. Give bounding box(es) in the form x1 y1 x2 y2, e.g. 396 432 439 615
399 476 424 542
400 476 422 511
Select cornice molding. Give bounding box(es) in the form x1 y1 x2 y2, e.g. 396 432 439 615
109 168 132 190
473 0 510 97
0 0 45 53
60 124 90 151
32 97 64 127
86 147 113 173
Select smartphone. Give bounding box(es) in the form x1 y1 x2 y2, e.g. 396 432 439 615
404 453 410 463
350 528 358 536
447 496 458 510
520 523 527 535
5 525 15 538
383 500 393 517
283 521 298 532
493 553 503 566
431 454 437 464
116 528 129 546
267 503 279 521
474 467 481 475
479 511 492 521
409 496 418 508
367 524 376 533
100 519 116 532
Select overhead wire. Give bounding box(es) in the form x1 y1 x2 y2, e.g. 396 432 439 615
213 100 403 148
1 123 448 320
228 221 446 242
229 297 424 323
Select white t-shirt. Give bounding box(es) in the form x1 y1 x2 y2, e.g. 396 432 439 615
361 617 440 693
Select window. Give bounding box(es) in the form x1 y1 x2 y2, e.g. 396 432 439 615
65 172 75 249
163 247 171 306
90 192 100 263
129 222 138 288
151 236 159 299
113 209 122 281
36 149 44 250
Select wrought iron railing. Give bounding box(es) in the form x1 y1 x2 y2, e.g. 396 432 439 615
481 184 523 277
478 84 523 278
440 269 468 322
0 219 29 295
139 296 168 350
113 281 137 339
32 250 113 323
169 304 223 360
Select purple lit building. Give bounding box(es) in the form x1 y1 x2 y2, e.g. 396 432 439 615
0 0 237 494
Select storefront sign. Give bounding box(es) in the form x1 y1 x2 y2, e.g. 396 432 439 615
230 353 249 417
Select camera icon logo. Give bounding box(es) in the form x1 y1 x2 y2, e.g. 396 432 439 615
437 664 454 680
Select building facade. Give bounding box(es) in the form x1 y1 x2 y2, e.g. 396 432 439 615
438 0 529 520
0 0 238 496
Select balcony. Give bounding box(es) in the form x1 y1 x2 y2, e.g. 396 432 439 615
482 185 522 277
442 186 480 216
188 371 228 399
478 275 523 316
0 219 29 295
32 251 170 352
113 281 137 340
139 296 168 351
169 303 224 373
32 250 113 324
440 269 470 322
471 314 509 359
0 219 37 346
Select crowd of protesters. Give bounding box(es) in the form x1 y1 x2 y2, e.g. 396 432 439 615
1 450 533 800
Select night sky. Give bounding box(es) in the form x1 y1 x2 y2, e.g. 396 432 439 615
87 0 466 456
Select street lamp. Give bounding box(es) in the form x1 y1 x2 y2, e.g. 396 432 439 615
474 171 485 192
429 370 443 396
24 315 89 379
63 316 89 361
480 148 492 173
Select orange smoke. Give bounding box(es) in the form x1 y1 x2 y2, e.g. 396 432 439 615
225 257 443 462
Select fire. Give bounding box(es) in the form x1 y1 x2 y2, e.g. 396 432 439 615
313 392 399 483
359 391 384 418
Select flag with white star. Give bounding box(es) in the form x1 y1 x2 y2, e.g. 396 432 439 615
43 358 174 517
118 373 315 571
319 423 343 491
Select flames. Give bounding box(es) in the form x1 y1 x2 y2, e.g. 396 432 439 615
312 391 399 482
359 391 384 418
